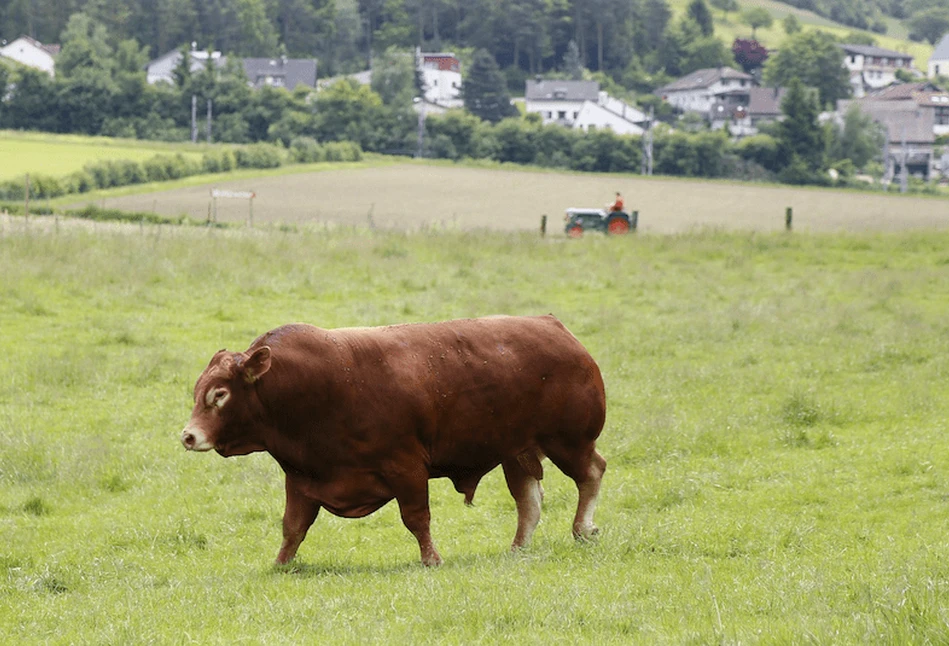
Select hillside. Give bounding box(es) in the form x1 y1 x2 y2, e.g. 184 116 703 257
669 0 934 70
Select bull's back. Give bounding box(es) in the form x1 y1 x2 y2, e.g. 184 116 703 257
255 316 604 468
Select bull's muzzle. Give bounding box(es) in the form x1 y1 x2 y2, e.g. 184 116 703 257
180 425 213 451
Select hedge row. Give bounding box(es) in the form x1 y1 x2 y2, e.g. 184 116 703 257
0 140 363 201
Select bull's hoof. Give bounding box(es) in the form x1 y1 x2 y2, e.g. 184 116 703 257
421 554 443 567
573 524 600 542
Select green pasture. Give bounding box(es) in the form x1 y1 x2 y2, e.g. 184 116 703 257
3 223 949 643
0 131 208 181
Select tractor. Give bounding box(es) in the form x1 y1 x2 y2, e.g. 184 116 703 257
564 207 636 238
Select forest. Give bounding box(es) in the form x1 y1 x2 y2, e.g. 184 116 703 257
1 0 944 82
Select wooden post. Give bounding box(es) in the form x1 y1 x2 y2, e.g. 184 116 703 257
540 214 547 237
631 210 639 231
785 207 793 231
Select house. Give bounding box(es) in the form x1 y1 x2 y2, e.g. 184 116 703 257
146 47 226 85
418 49 463 108
929 33 949 78
318 50 462 114
865 81 949 137
0 36 59 76
839 44 916 98
658 67 787 135
524 79 647 135
243 56 317 90
710 86 788 136
838 93 935 179
657 67 757 115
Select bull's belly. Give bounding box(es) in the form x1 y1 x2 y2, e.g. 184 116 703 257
290 471 394 519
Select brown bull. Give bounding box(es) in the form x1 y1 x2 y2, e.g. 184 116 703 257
180 315 606 566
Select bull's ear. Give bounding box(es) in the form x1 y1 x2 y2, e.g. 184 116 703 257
243 346 272 383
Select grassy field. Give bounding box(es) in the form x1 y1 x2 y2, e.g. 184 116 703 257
3 221 949 642
70 161 949 235
0 130 209 181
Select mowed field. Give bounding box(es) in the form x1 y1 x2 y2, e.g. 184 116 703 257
84 162 949 234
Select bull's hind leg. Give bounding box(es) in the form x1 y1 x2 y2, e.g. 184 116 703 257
542 442 606 540
502 453 544 550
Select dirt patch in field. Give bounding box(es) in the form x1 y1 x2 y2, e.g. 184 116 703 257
75 163 949 234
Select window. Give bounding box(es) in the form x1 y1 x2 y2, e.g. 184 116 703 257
557 110 566 119
936 106 949 126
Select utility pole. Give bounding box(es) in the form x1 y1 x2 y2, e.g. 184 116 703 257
642 106 654 176
206 98 212 144
191 94 197 143
900 126 908 194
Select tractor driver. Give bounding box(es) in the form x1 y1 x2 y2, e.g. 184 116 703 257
608 192 624 213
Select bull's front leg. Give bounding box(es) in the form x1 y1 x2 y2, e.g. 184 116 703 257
391 473 442 567
276 475 321 565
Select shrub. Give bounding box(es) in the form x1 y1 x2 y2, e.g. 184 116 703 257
234 143 284 169
202 149 238 173
289 136 325 163
323 141 362 162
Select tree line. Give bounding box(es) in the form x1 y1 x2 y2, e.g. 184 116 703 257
2 0 938 83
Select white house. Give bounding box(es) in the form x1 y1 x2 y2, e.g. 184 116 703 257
524 79 646 135
0 36 58 76
839 43 916 97
929 33 949 78
657 67 756 114
417 49 463 108
146 46 226 85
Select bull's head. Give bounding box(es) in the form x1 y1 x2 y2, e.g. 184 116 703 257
180 346 272 457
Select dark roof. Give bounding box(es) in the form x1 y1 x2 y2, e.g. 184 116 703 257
747 87 787 116
839 43 913 60
658 67 753 93
242 57 317 90
525 79 599 102
867 82 941 100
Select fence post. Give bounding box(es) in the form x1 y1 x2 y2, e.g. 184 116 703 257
631 210 639 231
540 214 547 237
785 207 793 231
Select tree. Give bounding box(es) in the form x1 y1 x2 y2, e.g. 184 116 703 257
371 47 416 107
233 0 280 56
56 12 114 78
463 49 517 123
828 103 886 170
687 0 715 37
741 7 773 39
709 0 738 18
731 38 768 74
775 77 824 181
763 30 851 108
563 39 584 80
908 8 949 45
782 14 801 35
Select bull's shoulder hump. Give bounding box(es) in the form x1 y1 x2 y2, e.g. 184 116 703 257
248 323 325 350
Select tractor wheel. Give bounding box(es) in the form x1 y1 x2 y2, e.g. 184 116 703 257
567 224 584 238
606 215 631 235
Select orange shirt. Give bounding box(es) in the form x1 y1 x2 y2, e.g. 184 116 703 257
611 198 624 212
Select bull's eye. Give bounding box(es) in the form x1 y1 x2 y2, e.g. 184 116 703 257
205 388 230 409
